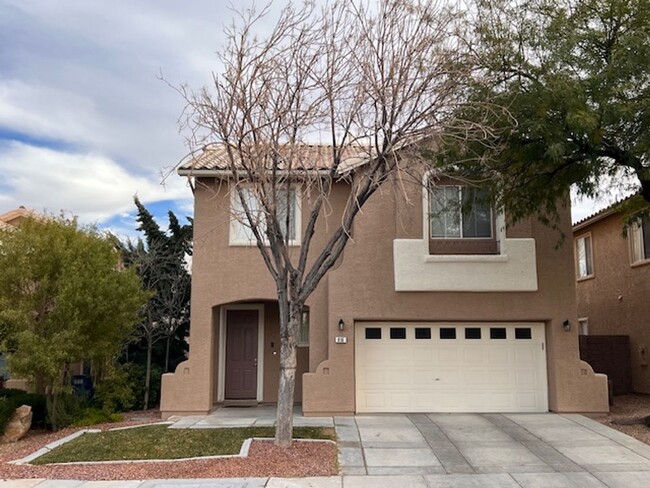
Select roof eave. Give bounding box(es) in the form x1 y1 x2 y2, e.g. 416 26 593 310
572 207 618 233
177 168 346 178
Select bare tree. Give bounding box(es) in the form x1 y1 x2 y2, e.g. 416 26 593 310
122 240 190 408
179 0 496 446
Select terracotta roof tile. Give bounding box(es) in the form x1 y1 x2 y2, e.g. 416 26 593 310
178 144 374 174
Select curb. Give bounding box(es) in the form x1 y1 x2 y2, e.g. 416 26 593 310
9 429 101 465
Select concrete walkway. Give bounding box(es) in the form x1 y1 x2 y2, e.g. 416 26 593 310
6 410 650 487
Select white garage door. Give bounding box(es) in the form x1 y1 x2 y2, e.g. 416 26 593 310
355 322 548 413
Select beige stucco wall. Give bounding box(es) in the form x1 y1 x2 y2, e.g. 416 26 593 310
302 181 606 414
575 214 650 393
161 176 608 417
160 179 327 417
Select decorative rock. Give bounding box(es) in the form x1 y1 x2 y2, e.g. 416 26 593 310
2 404 33 442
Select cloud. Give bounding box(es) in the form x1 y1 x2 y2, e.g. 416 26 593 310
0 0 235 171
0 79 104 148
0 0 306 232
0 141 192 224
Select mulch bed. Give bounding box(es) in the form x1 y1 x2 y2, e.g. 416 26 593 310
0 411 338 480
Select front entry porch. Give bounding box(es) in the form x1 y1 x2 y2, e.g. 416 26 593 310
214 301 310 407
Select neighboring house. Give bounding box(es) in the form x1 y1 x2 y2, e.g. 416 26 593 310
160 146 608 418
0 206 32 228
573 200 650 393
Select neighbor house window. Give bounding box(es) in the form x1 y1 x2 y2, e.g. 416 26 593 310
575 234 593 278
230 187 300 246
578 318 589 336
299 310 309 346
630 215 650 265
428 184 497 254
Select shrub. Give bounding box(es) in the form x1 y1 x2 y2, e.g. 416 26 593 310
93 365 135 413
0 389 47 430
0 397 15 432
0 388 31 398
72 408 123 427
47 394 89 430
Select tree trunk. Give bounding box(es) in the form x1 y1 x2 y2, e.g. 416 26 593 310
46 392 58 431
275 301 301 447
164 334 171 372
144 334 152 409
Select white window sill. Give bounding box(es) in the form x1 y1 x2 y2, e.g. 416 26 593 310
631 259 650 269
423 253 509 263
576 274 595 282
229 240 301 247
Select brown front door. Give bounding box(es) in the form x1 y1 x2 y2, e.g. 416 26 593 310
225 309 259 400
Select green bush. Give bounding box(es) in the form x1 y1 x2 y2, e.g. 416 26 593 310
0 397 15 432
72 408 123 427
0 389 47 430
47 394 89 430
93 365 135 413
122 361 162 409
0 388 31 398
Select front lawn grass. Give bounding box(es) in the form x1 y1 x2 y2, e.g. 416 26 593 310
32 425 336 464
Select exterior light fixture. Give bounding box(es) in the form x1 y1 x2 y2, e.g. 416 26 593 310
563 320 571 332
338 319 345 331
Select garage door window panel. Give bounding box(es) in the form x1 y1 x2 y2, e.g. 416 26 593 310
440 327 456 339
490 328 507 339
365 327 382 339
465 327 482 339
390 327 407 339
415 328 432 339
515 328 532 339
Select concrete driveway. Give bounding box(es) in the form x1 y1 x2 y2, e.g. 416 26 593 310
170 407 650 486
336 412 650 487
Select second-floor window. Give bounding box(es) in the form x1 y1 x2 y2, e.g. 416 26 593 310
630 215 650 264
575 234 594 278
230 187 300 246
428 184 497 254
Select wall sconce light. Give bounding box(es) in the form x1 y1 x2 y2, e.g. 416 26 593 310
563 320 571 332
338 319 345 331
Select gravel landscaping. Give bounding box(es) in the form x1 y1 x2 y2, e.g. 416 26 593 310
588 393 650 444
0 410 338 480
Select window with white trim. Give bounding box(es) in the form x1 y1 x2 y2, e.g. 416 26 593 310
630 215 650 264
230 187 300 246
428 185 497 254
578 318 589 336
575 234 594 278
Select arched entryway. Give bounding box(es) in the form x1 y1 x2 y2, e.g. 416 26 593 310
214 300 310 406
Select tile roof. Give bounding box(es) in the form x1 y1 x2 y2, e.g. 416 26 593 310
178 143 374 175
0 206 33 228
572 196 632 231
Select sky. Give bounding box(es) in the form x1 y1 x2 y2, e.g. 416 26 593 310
0 0 239 239
0 0 624 240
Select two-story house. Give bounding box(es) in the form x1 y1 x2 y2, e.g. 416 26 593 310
160 146 608 418
573 200 650 393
